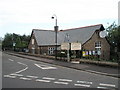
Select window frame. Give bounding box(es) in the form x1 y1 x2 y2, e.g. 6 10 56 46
95 41 102 51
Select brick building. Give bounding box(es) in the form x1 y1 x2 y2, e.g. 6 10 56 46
28 24 110 60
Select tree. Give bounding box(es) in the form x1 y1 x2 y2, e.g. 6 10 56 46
2 33 13 50
106 22 120 61
0 37 3 50
2 33 30 51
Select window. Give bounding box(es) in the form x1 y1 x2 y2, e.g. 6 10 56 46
48 47 55 55
95 41 101 51
32 39 34 45
95 41 102 55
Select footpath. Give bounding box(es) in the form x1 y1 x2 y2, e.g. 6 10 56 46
4 51 119 78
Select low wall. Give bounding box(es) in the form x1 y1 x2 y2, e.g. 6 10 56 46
15 52 119 68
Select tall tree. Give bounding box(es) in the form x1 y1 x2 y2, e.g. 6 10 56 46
2 33 30 51
0 37 3 50
2 33 13 50
106 22 120 61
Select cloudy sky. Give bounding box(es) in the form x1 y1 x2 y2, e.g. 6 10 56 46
0 0 119 38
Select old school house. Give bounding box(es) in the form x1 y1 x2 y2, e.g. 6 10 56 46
28 24 110 60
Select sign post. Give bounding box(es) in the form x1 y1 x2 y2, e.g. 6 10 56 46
13 43 16 51
61 43 70 62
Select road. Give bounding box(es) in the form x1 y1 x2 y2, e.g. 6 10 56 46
2 52 118 89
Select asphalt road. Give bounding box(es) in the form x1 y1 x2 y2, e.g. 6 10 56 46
2 52 118 89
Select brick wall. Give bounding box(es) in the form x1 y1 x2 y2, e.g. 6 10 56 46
28 33 39 54
28 32 60 55
83 30 110 60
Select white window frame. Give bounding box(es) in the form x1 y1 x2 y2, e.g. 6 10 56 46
95 41 101 52
32 39 34 45
48 47 55 55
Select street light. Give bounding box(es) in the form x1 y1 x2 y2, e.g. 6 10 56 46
51 14 57 26
65 33 70 62
51 14 58 60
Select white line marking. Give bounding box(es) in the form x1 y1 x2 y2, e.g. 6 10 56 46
58 79 72 82
97 86 107 89
12 62 28 74
8 59 14 61
26 75 38 78
99 83 116 87
19 77 32 80
77 80 93 84
42 77 56 80
54 81 69 85
34 64 57 70
4 75 16 78
10 73 23 76
36 79 50 82
15 67 28 74
74 84 90 87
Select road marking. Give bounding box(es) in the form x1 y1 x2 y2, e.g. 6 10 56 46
42 77 56 80
77 80 93 84
10 73 23 77
4 75 16 78
99 83 116 87
74 84 90 87
36 79 51 82
34 64 57 70
15 67 28 74
26 75 38 78
17 62 27 66
97 86 107 89
54 81 69 85
11 61 28 74
19 77 32 80
8 59 14 61
58 79 72 82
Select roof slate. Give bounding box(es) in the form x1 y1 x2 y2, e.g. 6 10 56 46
32 24 104 46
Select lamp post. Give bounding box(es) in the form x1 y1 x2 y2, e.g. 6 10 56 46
51 14 58 60
66 33 70 62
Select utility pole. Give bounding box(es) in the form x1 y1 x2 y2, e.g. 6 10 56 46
51 14 58 60
66 33 70 62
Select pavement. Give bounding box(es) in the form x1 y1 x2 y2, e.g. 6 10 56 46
3 51 119 78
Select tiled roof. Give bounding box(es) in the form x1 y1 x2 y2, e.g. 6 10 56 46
32 24 104 46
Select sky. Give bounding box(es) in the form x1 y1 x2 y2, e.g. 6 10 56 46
0 0 119 38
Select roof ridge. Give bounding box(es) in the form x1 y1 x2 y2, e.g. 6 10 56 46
33 29 54 32
61 24 103 31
